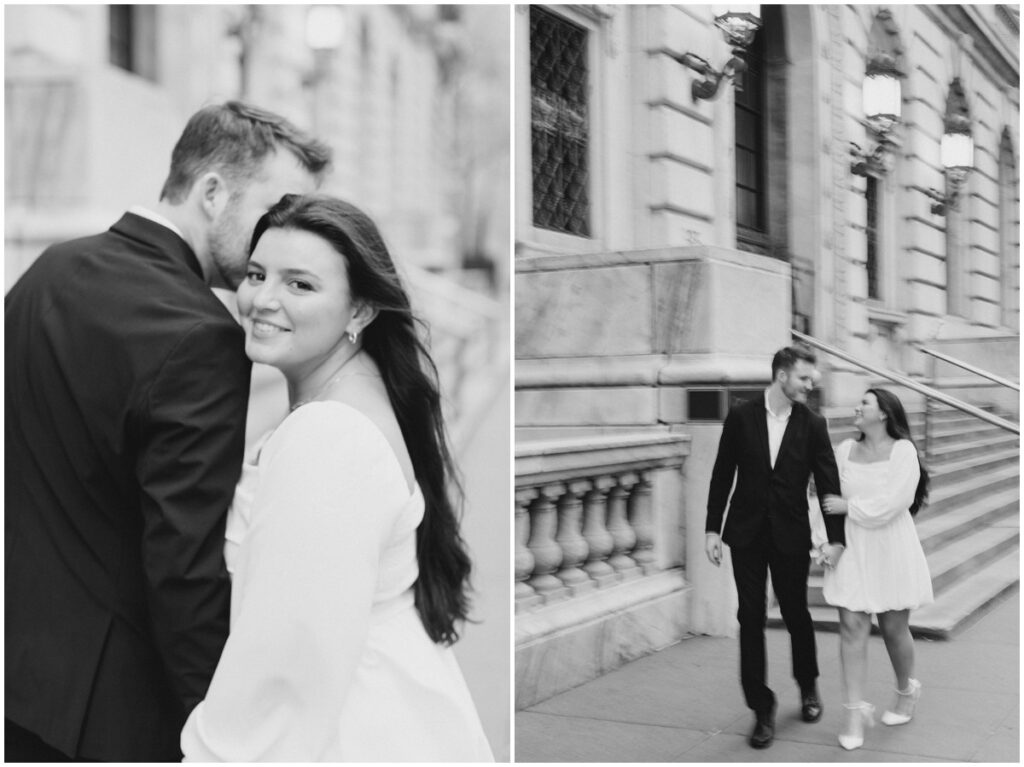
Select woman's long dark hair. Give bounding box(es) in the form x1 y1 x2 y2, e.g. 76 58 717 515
251 194 471 644
859 388 930 515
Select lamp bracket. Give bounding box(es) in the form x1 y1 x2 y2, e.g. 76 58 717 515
670 47 750 102
923 176 967 216
850 129 898 178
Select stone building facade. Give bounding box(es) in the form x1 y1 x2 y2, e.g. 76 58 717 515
5 4 508 284
515 4 1019 707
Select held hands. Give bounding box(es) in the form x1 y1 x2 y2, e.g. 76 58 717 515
813 542 846 569
822 494 848 515
705 533 723 567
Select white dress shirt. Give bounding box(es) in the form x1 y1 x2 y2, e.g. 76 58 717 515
765 389 792 469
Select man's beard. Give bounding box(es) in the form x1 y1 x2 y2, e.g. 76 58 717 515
208 213 247 290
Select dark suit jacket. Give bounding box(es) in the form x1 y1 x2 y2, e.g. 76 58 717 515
5 213 251 760
705 395 844 554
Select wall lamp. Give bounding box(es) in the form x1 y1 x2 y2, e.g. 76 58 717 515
850 54 903 177
923 77 974 215
669 5 762 102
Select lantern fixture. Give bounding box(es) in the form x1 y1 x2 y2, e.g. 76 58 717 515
305 5 345 52
923 78 974 215
851 54 904 177
670 5 762 102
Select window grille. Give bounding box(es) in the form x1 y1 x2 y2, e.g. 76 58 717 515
530 6 590 236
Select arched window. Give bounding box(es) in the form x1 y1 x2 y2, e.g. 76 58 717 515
998 127 1020 330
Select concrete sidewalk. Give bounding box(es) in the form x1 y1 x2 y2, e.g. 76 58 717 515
516 592 1019 762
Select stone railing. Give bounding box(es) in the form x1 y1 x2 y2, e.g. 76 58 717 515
515 432 690 613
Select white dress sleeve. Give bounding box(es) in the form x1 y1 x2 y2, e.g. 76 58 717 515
845 439 920 530
181 405 402 761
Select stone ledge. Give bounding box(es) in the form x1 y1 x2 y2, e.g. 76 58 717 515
515 354 773 388
515 570 692 709
515 244 793 275
515 432 690 487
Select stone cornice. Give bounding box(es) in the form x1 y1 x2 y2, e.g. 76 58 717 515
936 5 1020 87
515 244 793 275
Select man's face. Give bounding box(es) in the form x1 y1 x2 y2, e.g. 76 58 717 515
779 359 816 404
208 151 318 289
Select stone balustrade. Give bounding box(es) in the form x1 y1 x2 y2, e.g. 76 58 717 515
515 431 690 613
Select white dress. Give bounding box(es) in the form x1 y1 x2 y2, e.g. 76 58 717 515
822 438 934 614
180 401 493 762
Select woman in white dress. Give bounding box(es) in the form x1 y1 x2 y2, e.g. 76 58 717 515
820 388 933 751
180 194 493 761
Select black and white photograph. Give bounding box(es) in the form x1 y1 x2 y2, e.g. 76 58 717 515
5 4 510 761
5 2 1022 765
514 4 1019 763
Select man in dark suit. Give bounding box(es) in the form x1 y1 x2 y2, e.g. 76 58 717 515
705 344 846 749
5 102 331 761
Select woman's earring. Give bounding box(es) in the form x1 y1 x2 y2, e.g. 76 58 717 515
347 329 358 344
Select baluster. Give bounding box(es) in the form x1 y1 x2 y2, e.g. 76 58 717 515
581 476 617 587
515 488 542 611
628 470 656 574
527 483 568 602
606 472 641 579
555 480 594 595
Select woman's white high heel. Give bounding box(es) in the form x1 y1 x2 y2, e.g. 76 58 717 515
838 702 875 751
881 678 921 725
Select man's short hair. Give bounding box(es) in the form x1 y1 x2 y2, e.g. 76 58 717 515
771 343 817 380
159 101 332 203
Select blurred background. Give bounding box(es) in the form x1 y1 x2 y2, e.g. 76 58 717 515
5 4 510 758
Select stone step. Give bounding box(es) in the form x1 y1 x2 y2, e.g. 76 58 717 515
924 514 1019 594
925 447 1020 486
921 413 1015 442
925 463 1019 515
914 487 1020 554
826 405 1009 428
926 433 1020 465
827 420 1016 454
908 548 1020 638
777 546 1019 639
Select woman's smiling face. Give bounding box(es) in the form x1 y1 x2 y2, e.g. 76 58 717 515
236 227 358 378
853 391 883 429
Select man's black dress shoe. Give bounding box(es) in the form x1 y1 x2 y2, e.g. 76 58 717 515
749 704 776 749
800 686 823 722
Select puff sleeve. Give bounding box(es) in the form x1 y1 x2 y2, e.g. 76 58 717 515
843 439 920 530
181 404 402 761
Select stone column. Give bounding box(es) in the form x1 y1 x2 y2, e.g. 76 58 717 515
515 488 542 611
555 480 594 594
526 483 568 601
628 470 656 574
581 475 617 587
606 472 641 579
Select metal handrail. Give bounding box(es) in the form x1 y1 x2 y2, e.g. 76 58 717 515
916 345 1020 392
792 330 1019 435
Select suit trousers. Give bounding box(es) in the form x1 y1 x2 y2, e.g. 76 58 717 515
730 539 818 713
